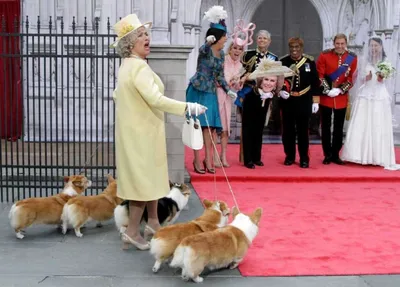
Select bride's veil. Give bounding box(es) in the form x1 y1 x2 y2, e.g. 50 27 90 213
348 36 397 126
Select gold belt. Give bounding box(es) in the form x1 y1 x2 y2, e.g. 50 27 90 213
290 85 311 97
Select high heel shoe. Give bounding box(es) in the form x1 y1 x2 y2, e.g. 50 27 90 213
213 156 222 168
203 160 216 174
193 161 205 174
220 156 230 167
144 225 157 239
121 233 150 251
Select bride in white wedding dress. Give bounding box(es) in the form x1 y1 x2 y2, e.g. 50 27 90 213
342 37 400 170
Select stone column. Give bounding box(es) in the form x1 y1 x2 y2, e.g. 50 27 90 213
323 37 333 49
151 0 170 44
147 45 194 183
183 23 194 81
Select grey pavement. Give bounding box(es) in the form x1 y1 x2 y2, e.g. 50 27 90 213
0 185 399 286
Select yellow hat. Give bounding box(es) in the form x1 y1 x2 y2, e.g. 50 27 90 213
110 14 152 48
248 58 294 80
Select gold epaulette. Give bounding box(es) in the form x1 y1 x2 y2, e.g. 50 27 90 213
279 54 289 60
322 49 332 54
240 50 255 64
303 54 314 61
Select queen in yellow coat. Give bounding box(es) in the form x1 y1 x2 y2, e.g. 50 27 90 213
112 14 206 250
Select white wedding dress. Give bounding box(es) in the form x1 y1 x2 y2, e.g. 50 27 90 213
342 62 400 170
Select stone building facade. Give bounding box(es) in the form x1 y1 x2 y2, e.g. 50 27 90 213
21 0 400 182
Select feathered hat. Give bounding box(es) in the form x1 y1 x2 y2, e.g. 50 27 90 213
203 6 228 32
248 58 294 80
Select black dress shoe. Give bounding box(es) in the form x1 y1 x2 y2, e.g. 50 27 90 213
331 158 345 165
244 162 255 169
284 158 294 166
300 161 309 168
254 161 264 166
322 156 331 165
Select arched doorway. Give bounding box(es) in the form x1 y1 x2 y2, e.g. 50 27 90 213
250 0 323 141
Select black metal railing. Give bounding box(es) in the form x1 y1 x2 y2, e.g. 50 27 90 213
0 15 121 202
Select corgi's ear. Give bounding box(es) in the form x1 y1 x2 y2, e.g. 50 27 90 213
169 180 173 188
232 206 240 218
222 207 230 216
107 174 115 184
72 180 83 188
203 199 213 208
250 208 263 225
64 176 70 183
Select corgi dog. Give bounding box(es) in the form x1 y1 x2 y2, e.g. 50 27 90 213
61 174 122 237
114 181 191 234
9 174 92 239
149 199 230 273
169 206 262 283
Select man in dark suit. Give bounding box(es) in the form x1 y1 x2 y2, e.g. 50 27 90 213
279 37 320 168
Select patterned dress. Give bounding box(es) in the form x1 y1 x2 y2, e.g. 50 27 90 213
186 43 230 129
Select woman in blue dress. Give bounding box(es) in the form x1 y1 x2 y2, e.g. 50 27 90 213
187 6 237 174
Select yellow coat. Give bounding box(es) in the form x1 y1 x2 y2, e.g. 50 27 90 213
113 56 186 201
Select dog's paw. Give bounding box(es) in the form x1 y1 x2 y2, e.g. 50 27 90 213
74 230 83 238
152 260 162 273
15 232 24 239
193 276 204 283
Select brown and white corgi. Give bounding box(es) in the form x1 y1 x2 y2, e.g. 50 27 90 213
61 174 122 237
149 199 230 273
8 174 92 239
169 206 262 283
114 181 191 234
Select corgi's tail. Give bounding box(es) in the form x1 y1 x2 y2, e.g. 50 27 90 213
61 204 70 234
169 245 187 269
8 203 19 229
114 204 129 233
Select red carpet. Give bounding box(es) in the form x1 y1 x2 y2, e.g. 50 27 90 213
185 144 400 182
185 144 400 276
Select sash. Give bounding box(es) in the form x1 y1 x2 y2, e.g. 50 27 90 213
328 54 355 81
234 85 252 108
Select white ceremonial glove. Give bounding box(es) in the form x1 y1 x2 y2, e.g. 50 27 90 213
312 103 319 114
206 35 216 44
279 91 290 100
187 102 207 116
327 88 342 97
227 90 237 100
258 89 274 100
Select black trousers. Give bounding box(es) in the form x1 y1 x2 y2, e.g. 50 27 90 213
320 105 347 159
242 92 270 165
281 98 311 162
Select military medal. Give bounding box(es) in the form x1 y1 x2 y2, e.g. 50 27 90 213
305 63 310 72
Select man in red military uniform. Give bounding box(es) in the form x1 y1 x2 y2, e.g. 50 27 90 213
316 33 357 165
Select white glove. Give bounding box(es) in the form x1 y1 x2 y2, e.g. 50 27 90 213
312 103 319 114
206 35 216 44
327 88 342 97
187 102 207 116
258 89 273 99
279 91 290 100
227 90 237 100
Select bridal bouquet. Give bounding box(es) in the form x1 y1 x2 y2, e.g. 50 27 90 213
376 61 396 79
